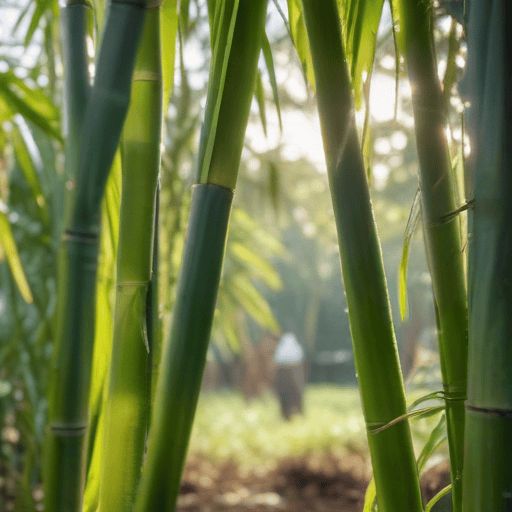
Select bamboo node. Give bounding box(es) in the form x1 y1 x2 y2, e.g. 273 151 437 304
62 229 99 244
133 70 162 83
117 281 149 289
466 404 512 417
50 422 88 437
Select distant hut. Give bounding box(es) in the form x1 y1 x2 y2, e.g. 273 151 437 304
273 332 305 420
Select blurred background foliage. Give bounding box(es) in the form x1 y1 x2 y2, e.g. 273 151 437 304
0 0 466 509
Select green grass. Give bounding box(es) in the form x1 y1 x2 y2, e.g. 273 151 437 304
187 385 447 474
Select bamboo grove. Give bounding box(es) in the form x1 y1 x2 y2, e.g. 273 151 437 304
0 0 508 510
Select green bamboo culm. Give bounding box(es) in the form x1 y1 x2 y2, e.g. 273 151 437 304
44 0 147 510
392 1 468 509
97 5 162 512
300 2 423 511
60 0 90 185
134 1 268 510
462 0 512 509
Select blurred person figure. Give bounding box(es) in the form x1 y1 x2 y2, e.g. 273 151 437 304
273 332 304 420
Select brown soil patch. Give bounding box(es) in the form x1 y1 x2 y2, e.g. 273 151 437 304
178 454 451 512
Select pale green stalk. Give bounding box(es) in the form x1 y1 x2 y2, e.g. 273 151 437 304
44 1 147 509
391 1 468 508
97 6 162 511
300 1 423 511
462 0 512 509
134 1 268 510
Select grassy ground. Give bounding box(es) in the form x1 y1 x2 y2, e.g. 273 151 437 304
179 385 451 511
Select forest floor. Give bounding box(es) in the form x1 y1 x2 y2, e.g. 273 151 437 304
178 452 451 512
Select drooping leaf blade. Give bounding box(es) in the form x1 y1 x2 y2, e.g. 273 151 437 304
161 0 179 109
0 71 61 141
0 207 34 304
255 69 267 136
417 412 447 472
399 187 421 320
11 122 50 224
229 275 280 332
229 241 282 290
261 32 283 130
286 0 315 90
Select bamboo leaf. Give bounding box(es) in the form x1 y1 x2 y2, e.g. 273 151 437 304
0 72 61 141
399 187 421 321
336 0 385 108
229 275 280 332
268 161 280 213
425 485 452 512
417 412 447 472
408 390 445 410
363 478 377 512
261 32 282 130
229 241 282 290
23 0 57 47
198 0 239 183
369 406 445 435
161 0 178 109
255 70 267 136
287 0 315 90
10 122 49 224
0 206 34 304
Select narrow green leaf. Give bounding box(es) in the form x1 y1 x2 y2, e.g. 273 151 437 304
261 32 282 130
229 275 280 332
417 412 447 472
11 123 50 224
443 18 458 110
268 161 280 213
369 406 445 435
0 72 61 141
179 0 190 34
23 0 56 47
229 241 282 290
287 0 315 90
399 187 421 321
425 485 452 512
255 70 267 136
0 207 34 304
408 390 446 410
198 0 240 183
336 0 385 108
363 478 377 512
161 0 178 109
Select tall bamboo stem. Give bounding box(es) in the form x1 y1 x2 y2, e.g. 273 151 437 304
462 0 512 509
392 1 468 508
300 2 423 511
134 1 268 510
44 1 147 509
97 5 162 511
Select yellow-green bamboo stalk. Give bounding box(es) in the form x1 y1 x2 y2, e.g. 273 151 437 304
300 2 423 511
44 1 147 510
462 0 512 509
134 1 268 510
97 5 162 511
392 1 468 509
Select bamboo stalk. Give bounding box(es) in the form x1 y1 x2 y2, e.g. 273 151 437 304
300 2 423 511
462 0 512 509
392 1 468 509
97 5 162 511
44 1 147 510
134 2 268 510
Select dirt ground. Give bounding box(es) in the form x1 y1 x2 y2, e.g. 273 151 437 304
178 453 451 512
